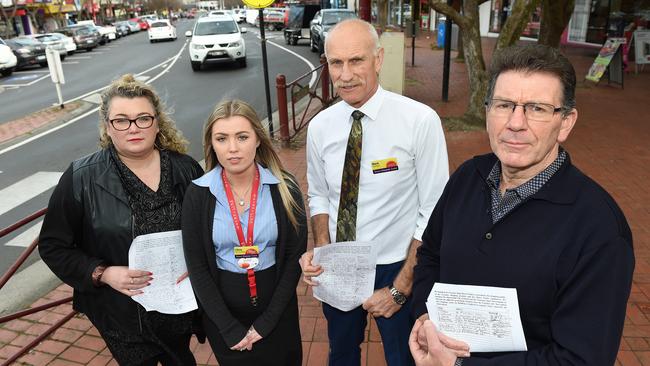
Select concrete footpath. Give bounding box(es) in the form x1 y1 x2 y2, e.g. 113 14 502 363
1 33 649 365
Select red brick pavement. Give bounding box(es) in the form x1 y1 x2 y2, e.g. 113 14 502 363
1 32 649 365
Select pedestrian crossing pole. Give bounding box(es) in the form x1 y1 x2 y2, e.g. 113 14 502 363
45 46 65 109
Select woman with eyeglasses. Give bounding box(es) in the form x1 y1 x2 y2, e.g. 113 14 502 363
39 74 203 365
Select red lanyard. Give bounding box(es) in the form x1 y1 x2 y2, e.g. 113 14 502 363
221 166 261 306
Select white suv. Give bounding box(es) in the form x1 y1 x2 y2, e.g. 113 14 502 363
186 15 247 71
0 37 18 77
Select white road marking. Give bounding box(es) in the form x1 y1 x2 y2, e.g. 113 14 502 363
0 172 62 216
5 220 42 247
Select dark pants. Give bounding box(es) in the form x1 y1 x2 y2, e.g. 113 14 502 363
322 261 415 366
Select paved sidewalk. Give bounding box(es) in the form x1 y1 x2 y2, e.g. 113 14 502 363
1 32 649 365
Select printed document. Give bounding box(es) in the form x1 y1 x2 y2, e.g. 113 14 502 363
129 230 198 314
312 242 376 311
426 283 527 353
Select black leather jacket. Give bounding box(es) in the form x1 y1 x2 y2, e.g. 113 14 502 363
39 148 203 333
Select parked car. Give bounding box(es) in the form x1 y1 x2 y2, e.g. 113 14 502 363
310 9 357 53
140 14 158 24
283 4 320 45
60 26 101 51
98 25 118 40
45 32 77 54
30 34 67 60
130 18 150 31
148 19 177 42
232 8 246 23
123 20 142 32
186 15 247 71
113 22 131 37
3 36 47 69
255 9 286 30
0 37 18 76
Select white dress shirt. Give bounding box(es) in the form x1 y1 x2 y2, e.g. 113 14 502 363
306 86 449 264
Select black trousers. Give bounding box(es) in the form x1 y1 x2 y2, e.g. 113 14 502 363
203 266 302 366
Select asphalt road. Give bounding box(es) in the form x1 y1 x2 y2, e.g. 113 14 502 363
0 19 322 277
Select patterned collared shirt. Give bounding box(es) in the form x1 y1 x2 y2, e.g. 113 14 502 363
487 148 567 223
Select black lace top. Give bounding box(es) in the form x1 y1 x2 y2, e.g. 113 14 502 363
105 146 194 365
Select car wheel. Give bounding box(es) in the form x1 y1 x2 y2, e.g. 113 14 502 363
86 47 93 52
310 35 317 52
1 67 13 77
39 62 48 67
61 55 65 61
191 61 201 71
238 57 247 68
318 40 324 55
290 37 298 46
150 39 154 43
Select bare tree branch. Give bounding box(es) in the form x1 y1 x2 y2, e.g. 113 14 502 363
428 0 468 28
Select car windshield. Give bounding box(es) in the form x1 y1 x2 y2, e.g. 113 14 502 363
322 11 355 25
194 20 238 35
14 38 41 46
35 35 56 42
151 21 169 28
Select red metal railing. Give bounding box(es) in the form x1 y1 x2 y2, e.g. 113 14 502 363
0 208 77 366
277 55 335 144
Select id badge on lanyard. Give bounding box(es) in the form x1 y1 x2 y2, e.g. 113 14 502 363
222 166 261 306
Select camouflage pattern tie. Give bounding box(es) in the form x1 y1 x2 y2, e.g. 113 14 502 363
336 110 364 242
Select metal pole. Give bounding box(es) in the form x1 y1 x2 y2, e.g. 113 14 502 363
276 74 289 145
441 0 452 102
259 8 274 137
411 21 415 67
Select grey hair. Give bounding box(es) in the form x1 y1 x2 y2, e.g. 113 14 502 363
325 18 381 56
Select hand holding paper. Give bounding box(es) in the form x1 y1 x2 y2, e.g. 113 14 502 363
426 283 527 353
311 241 377 311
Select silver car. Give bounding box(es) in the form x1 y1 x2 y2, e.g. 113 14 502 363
39 32 77 55
30 34 68 60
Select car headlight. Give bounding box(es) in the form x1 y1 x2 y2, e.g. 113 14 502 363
16 48 31 55
192 43 205 50
228 42 240 47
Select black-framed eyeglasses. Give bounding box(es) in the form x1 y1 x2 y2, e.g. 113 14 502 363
108 115 155 131
485 99 565 122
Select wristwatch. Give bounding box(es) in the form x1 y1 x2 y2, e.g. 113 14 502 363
389 284 407 305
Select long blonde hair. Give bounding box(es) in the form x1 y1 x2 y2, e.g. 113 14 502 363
203 100 303 230
98 74 189 153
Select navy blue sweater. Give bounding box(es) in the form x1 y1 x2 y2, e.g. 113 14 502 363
412 152 634 365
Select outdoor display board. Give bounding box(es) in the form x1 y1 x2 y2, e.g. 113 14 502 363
634 30 650 66
586 37 626 83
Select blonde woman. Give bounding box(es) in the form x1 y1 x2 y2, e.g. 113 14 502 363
182 100 306 365
40 74 203 365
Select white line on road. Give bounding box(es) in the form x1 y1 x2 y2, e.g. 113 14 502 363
67 56 92 59
0 172 62 216
5 220 43 247
14 70 50 74
258 35 318 88
62 61 80 64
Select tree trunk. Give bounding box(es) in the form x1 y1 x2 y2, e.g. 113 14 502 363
459 0 487 126
495 0 540 50
428 0 540 127
538 0 575 48
377 0 389 29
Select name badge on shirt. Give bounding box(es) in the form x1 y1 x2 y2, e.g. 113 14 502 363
234 245 259 269
371 158 399 174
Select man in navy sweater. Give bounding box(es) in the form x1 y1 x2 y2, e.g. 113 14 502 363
409 44 634 366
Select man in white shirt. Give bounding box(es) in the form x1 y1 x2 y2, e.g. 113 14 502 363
299 19 449 366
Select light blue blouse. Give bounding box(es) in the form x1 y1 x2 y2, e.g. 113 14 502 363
193 164 279 273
